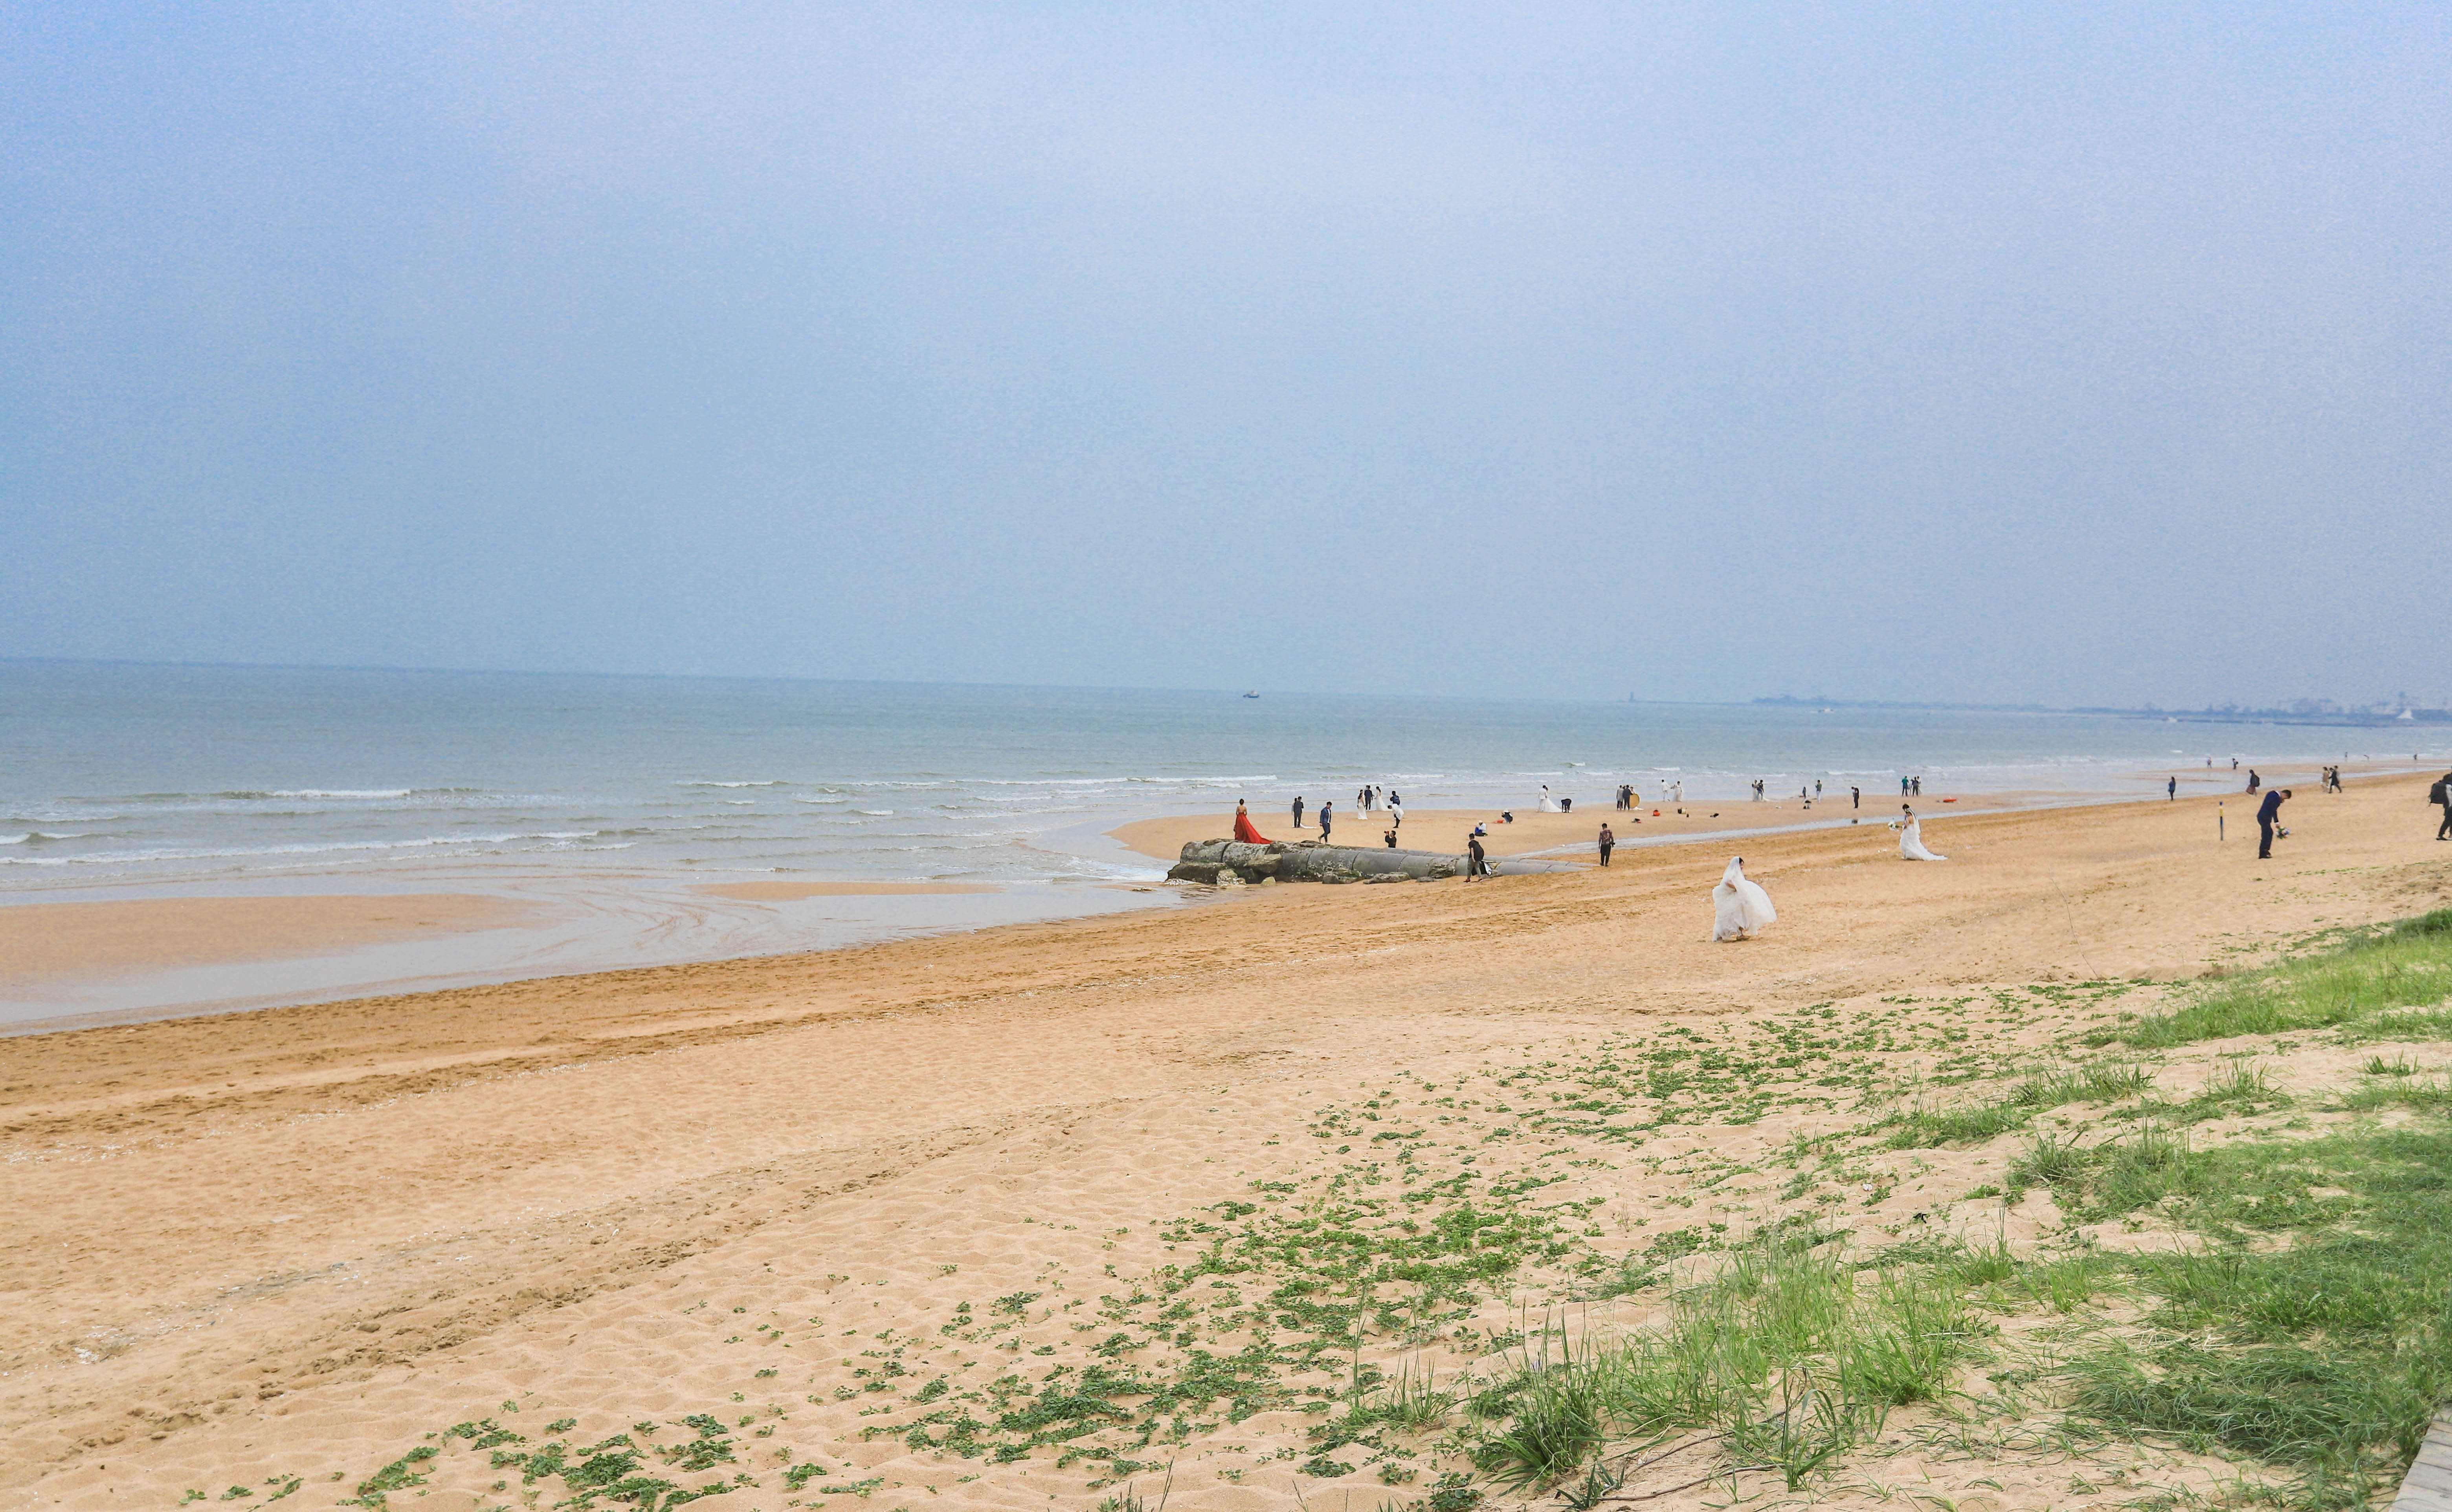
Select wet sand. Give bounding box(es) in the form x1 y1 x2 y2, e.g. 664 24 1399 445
0 893 538 987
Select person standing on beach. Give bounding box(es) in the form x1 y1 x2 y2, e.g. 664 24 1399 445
2256 787 2290 859
1466 833 1488 877
1318 801 1333 841
2168 776 2177 801
2247 770 2261 794
1233 800 1270 845
2434 773 2452 840
1851 786 1860 810
1292 796 1305 831
1597 823 1615 867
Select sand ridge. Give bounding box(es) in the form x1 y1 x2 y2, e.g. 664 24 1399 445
4 772 2448 1509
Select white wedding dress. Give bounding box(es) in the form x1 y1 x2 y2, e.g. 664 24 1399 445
1900 817 1947 861
1539 784 1564 813
1711 857 1777 941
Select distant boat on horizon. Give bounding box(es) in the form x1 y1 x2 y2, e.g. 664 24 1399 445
1243 690 1260 699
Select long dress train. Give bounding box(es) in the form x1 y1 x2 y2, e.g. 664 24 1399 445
1900 819 1946 861
1539 784 1564 814
1711 857 1777 941
1233 810 1270 844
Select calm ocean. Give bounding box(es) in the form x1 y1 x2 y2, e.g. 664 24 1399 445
2 660 2422 1026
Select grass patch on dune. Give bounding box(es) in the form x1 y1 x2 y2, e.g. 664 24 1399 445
2056 1122 2452 1506
2121 908 2452 1047
1466 1227 1986 1497
1885 1058 2159 1150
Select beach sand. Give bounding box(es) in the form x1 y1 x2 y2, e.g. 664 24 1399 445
692 882 1002 901
5 772 2447 1510
0 894 538 989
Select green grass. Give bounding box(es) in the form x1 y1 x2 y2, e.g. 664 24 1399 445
1469 1229 1986 1493
2346 1072 2452 1112
2049 1120 2452 1505
2124 909 2452 1047
1886 1059 2158 1149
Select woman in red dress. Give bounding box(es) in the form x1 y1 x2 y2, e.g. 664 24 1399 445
1233 800 1270 844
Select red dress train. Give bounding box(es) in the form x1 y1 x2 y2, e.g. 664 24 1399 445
1233 812 1270 844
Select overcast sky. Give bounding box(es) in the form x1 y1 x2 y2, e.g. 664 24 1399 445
4 3 2445 707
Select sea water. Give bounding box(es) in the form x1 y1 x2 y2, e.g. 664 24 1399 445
2 660 2422 1027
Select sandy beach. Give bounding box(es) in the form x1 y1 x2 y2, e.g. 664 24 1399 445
5 772 2448 1510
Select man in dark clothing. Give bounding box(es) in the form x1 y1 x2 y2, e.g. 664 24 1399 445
1318 801 1332 841
2435 774 2452 840
1292 796 1305 831
1466 834 1488 877
2256 788 2290 859
1597 823 1615 867
2168 776 2177 801
2247 770 2260 794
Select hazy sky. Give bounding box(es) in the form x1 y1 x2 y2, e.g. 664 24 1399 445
4 3 2446 707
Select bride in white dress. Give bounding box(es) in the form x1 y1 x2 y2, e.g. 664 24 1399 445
1897 806 1948 861
1539 784 1564 814
1711 856 1777 941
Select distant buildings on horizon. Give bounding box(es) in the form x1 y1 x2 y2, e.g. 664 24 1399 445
1738 694 2452 728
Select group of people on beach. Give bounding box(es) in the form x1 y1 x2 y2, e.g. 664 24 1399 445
1353 784 1402 816
1265 788 1410 845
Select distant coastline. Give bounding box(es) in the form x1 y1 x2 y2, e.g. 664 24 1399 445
1738 694 2452 728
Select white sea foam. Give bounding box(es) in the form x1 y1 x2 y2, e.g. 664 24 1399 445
268 789 413 799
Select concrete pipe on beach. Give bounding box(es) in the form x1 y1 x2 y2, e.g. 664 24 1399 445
1165 838 1573 885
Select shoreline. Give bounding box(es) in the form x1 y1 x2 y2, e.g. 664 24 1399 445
5 761 2404 1036
1105 757 2404 867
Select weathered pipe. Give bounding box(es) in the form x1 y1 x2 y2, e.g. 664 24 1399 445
1165 839 1573 885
